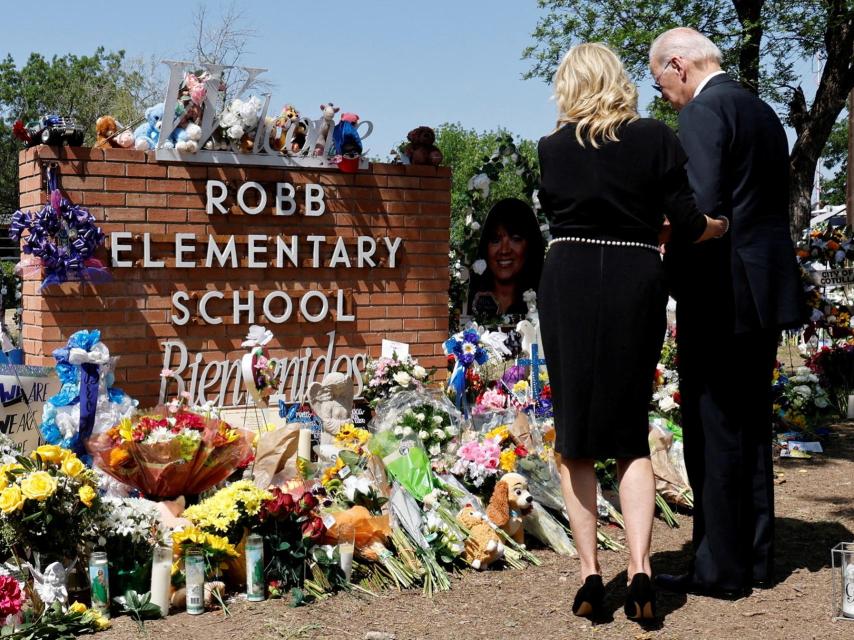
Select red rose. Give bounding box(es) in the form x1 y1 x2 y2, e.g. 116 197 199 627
262 488 295 520
298 492 318 514
301 516 326 543
514 445 528 457
673 391 681 405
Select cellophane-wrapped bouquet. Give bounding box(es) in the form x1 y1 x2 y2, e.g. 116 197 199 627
88 399 253 500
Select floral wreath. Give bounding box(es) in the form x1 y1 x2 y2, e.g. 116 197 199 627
9 168 108 288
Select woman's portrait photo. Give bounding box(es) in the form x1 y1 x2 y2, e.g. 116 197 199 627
467 197 545 319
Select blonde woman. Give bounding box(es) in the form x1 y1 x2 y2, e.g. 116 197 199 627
536 43 726 621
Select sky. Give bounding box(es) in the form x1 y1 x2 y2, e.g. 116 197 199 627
1 0 829 165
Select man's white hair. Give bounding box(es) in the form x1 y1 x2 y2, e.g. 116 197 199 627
649 27 722 67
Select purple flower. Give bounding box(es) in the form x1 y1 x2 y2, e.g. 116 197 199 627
502 365 527 386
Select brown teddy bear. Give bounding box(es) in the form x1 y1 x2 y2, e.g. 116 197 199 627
456 506 504 570
486 472 535 546
404 126 443 166
95 115 134 149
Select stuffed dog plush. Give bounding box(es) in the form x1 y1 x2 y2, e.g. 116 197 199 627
456 506 504 570
486 472 534 546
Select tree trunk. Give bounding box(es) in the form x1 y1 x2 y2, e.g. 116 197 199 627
847 90 854 226
733 0 764 93
787 0 854 239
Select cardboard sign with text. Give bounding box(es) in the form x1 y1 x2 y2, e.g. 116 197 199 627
0 366 59 453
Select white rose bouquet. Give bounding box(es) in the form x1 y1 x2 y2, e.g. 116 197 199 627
361 354 432 408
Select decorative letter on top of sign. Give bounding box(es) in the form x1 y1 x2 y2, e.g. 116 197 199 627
154 61 373 168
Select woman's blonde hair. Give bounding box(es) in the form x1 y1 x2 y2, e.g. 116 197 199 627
552 43 639 147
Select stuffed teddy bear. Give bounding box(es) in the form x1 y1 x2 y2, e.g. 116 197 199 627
95 116 134 149
486 472 535 546
313 103 340 156
404 126 443 166
133 103 165 151
269 104 300 152
456 506 505 570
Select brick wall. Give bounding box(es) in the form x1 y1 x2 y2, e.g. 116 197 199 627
18 146 451 406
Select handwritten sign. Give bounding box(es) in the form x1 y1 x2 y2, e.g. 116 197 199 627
0 366 59 453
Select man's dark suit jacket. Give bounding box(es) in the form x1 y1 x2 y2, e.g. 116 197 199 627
665 73 805 333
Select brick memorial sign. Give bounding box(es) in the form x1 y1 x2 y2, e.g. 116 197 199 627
18 145 451 407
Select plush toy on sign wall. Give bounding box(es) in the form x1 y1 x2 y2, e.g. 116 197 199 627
269 104 299 152
94 116 134 149
133 103 164 151
333 113 363 156
313 102 340 156
404 126 443 166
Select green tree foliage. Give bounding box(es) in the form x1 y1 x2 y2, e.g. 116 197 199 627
820 117 849 206
433 123 539 245
522 0 854 236
0 48 154 221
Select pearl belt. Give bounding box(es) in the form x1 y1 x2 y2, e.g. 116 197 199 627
547 236 662 254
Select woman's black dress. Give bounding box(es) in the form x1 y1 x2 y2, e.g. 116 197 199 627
537 119 707 460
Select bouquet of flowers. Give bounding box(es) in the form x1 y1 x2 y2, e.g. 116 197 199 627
444 328 490 413
98 497 164 595
421 507 465 565
257 487 328 600
220 96 263 151
88 400 253 500
361 354 430 408
0 445 103 561
450 437 502 492
805 343 854 416
652 363 682 425
182 480 273 545
171 527 239 581
774 366 834 434
393 404 459 461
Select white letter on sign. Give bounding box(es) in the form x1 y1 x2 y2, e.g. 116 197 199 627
275 182 296 215
111 232 133 267
263 291 293 323
305 184 326 217
143 233 164 268
300 291 329 322
206 180 228 214
206 236 238 268
383 236 403 268
199 290 224 324
248 235 268 268
175 233 196 267
237 181 267 215
233 290 256 324
171 291 191 325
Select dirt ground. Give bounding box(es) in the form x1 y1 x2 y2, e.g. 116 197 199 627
95 419 854 640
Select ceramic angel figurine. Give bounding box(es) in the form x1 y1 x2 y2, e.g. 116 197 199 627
306 372 354 440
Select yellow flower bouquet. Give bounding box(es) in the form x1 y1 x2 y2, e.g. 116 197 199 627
0 446 103 561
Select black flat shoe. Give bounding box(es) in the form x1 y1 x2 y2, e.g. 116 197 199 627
572 574 605 618
624 573 656 621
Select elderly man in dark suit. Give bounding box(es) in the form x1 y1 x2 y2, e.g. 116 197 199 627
649 27 805 598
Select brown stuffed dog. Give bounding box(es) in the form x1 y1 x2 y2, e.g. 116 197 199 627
486 472 534 546
404 126 443 165
456 506 504 570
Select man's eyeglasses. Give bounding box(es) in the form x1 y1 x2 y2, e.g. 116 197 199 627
652 60 673 93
